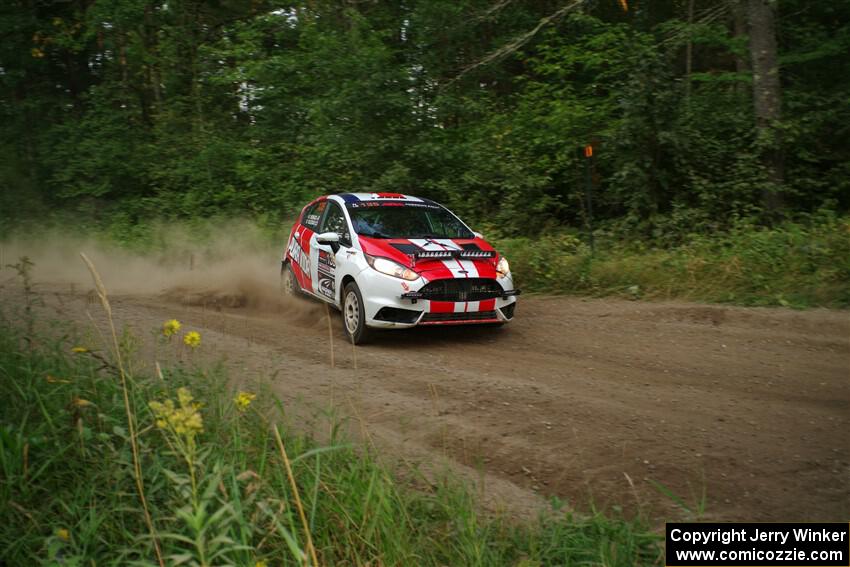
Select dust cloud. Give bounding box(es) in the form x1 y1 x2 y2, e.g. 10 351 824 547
0 219 299 312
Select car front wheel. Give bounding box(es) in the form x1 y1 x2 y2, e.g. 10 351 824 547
342 281 371 345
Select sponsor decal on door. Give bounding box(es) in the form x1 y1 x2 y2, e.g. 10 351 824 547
317 249 336 300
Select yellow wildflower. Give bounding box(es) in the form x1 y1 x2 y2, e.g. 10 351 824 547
183 331 201 348
56 528 70 542
177 387 194 407
71 346 88 354
162 319 181 337
255 561 268 567
234 391 256 412
150 388 204 437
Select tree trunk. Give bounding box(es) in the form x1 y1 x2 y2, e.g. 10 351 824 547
685 0 694 101
730 0 750 95
144 4 162 111
747 0 784 216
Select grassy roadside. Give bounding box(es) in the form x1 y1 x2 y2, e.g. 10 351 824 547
495 216 850 309
0 292 660 565
5 211 846 309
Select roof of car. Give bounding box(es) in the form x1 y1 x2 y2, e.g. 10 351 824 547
333 192 438 205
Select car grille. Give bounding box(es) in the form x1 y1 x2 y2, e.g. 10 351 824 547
421 310 498 323
418 278 503 302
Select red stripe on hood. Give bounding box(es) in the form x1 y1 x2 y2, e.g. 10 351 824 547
473 258 497 279
357 235 499 281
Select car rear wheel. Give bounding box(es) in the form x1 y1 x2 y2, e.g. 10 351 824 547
280 263 298 297
342 281 371 345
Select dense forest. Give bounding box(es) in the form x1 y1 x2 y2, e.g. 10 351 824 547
1 0 848 237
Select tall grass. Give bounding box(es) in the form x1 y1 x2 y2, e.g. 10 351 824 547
496 215 850 308
0 287 660 565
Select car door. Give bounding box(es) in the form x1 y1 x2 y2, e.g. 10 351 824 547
290 200 327 292
309 200 352 305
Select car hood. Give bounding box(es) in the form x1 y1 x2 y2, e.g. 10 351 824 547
357 236 499 279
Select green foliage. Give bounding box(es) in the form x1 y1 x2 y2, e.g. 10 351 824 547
0 312 661 565
1 0 848 232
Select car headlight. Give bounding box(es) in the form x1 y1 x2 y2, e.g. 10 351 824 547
496 255 510 278
365 254 419 281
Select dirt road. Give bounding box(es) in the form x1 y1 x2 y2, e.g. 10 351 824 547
20 284 850 523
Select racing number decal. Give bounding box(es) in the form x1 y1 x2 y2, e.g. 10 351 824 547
317 250 336 299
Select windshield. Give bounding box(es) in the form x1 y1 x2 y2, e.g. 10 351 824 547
346 202 474 239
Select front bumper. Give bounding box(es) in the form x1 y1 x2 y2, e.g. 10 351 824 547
357 268 519 329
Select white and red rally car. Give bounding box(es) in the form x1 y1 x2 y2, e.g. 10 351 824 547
281 193 519 344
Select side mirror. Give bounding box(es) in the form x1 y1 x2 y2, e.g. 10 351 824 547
316 232 341 252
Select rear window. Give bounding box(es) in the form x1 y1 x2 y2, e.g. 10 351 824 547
301 201 328 230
